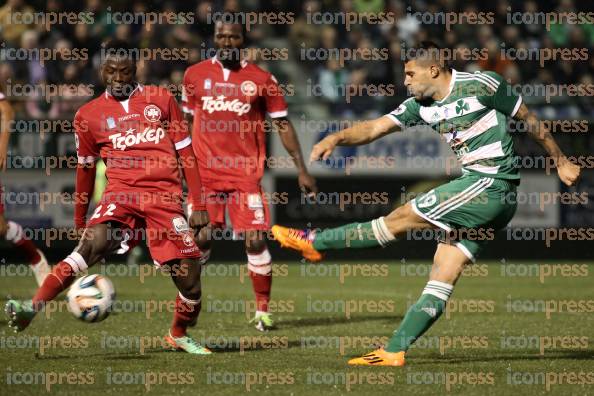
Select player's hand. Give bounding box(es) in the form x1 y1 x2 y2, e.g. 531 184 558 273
309 134 340 163
189 210 210 230
298 171 317 197
557 157 581 186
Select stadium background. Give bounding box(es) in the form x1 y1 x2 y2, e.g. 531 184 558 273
0 0 592 263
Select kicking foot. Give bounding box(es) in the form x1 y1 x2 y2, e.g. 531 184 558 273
5 300 36 332
348 348 406 366
164 332 212 355
271 225 323 263
250 312 275 332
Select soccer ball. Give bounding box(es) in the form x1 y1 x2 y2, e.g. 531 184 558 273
66 274 115 322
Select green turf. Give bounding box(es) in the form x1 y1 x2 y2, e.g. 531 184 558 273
1 261 593 395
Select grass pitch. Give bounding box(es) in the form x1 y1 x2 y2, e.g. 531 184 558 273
1 260 593 395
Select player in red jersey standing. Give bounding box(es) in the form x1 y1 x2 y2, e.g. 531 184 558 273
0 87 50 285
6 40 212 355
182 18 317 331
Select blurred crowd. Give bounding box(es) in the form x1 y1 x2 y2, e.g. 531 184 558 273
0 0 592 121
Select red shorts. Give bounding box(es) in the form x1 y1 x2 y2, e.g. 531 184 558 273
86 192 200 265
198 180 270 232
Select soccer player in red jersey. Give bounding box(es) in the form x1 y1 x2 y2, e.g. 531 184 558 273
5 40 212 355
0 87 50 285
182 18 317 330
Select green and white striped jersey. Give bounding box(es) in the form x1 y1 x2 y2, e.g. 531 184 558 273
387 69 522 180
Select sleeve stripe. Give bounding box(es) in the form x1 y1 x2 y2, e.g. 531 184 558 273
511 95 523 117
175 136 192 150
182 105 195 115
267 109 288 118
385 113 403 127
476 72 500 87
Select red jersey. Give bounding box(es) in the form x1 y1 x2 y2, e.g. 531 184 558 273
74 85 191 198
182 57 288 183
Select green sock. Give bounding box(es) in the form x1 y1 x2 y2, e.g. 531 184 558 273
385 281 453 353
312 217 394 251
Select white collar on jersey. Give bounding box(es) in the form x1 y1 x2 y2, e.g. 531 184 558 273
211 56 248 81
104 83 143 113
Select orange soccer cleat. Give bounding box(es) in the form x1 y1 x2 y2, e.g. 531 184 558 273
347 348 406 366
271 225 323 263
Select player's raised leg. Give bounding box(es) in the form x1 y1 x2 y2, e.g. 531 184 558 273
0 215 50 285
348 243 469 366
272 202 432 262
245 230 274 331
5 223 123 332
164 258 211 355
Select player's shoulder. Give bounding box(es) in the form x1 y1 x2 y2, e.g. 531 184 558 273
389 97 420 119
141 84 173 98
184 59 213 77
457 69 503 92
75 95 106 120
401 97 420 111
243 62 277 83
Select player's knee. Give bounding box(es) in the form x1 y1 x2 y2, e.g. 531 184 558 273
177 259 203 299
77 226 112 264
180 283 202 301
245 235 266 254
431 244 468 284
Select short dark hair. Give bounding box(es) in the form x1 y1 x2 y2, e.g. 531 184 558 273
101 38 139 63
212 11 247 38
404 40 451 70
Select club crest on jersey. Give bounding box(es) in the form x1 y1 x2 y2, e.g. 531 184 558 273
240 80 257 96
143 104 161 123
106 117 116 129
204 79 212 89
109 127 165 150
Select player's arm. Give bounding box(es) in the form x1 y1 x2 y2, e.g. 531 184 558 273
178 145 208 227
310 116 401 162
74 163 96 231
73 113 98 231
272 117 317 194
181 70 195 138
167 90 209 229
514 103 580 186
0 96 14 171
264 73 317 194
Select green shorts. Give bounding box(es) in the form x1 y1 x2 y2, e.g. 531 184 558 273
411 174 518 262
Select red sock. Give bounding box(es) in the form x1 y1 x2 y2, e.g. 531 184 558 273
32 262 75 310
249 271 272 312
170 293 201 338
15 238 42 265
247 249 273 312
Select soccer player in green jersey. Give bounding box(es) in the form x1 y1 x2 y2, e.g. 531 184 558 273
272 42 581 366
